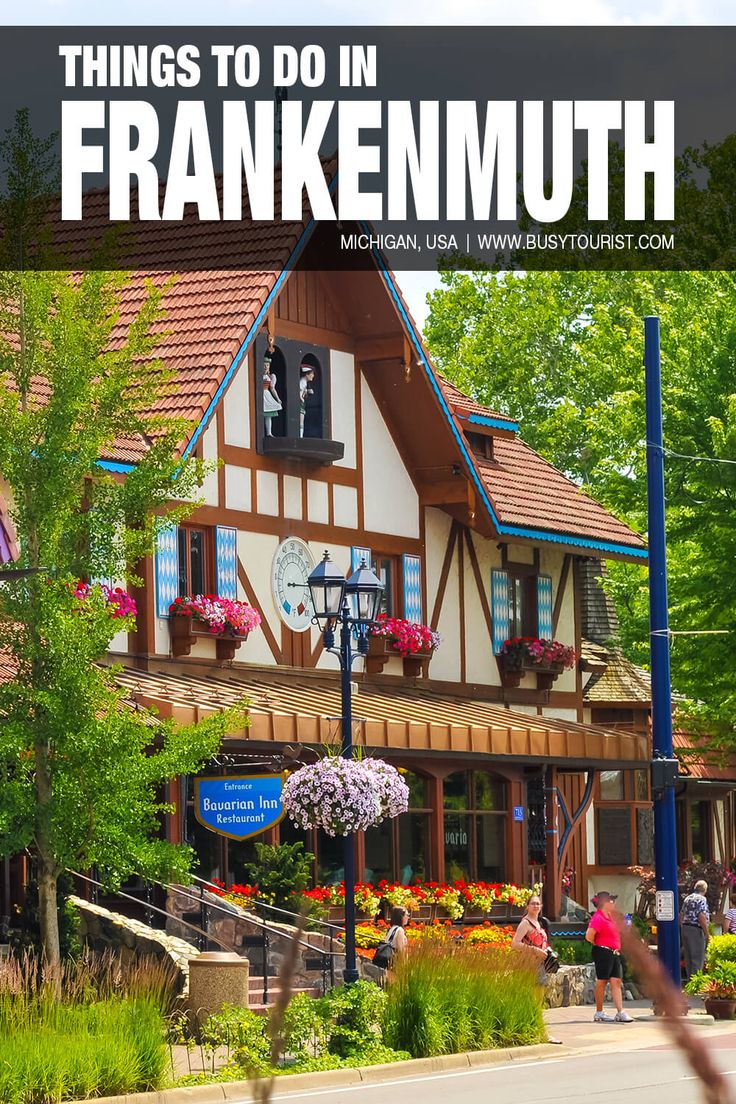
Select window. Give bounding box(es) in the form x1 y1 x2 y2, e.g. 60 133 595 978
599 770 624 801
177 527 208 597
374 556 397 617
364 770 431 884
443 770 506 882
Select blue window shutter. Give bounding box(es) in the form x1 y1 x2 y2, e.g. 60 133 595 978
537 574 553 639
216 526 238 600
351 546 371 572
491 569 510 654
402 554 423 624
155 523 179 617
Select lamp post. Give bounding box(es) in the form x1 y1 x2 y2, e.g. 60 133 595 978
307 551 384 983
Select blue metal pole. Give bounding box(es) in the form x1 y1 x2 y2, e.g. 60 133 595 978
339 602 359 984
644 315 681 986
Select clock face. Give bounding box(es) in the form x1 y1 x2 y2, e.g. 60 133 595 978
271 538 316 633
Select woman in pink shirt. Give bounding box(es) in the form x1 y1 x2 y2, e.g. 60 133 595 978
585 891 633 1023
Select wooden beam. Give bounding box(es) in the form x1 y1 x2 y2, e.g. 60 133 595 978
464 529 493 639
429 521 459 630
237 559 284 665
355 335 405 361
418 479 468 505
552 553 572 635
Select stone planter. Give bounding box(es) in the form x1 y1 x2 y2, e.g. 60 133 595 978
704 997 736 1019
496 653 564 691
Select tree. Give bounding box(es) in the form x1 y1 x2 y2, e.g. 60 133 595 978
424 269 736 738
0 112 246 969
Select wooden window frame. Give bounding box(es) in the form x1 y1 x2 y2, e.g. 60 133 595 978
593 769 653 870
443 770 507 882
177 525 214 598
372 553 400 619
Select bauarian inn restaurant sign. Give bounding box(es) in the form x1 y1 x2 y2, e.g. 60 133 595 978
195 775 285 841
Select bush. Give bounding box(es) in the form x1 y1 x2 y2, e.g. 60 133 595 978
707 935 736 968
200 1004 271 1076
551 938 592 965
383 941 545 1058
244 842 316 918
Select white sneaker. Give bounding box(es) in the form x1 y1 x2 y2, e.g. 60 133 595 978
593 1011 615 1023
614 1012 634 1023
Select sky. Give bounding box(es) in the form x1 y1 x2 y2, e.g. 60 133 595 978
5 0 732 329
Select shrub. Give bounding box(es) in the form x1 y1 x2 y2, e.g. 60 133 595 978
200 1004 271 1076
551 938 592 965
383 940 545 1058
707 935 736 968
243 841 315 916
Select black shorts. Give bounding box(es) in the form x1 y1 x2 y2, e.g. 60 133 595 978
592 945 623 981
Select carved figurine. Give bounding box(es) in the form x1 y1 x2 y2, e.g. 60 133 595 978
299 364 315 437
262 350 282 436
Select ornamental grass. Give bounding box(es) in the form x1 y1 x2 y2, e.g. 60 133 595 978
383 940 546 1058
0 952 173 1103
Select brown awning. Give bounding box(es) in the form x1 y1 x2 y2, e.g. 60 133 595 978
112 663 649 769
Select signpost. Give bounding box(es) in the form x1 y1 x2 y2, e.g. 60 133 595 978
194 774 285 840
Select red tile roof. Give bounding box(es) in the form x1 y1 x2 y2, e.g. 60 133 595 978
438 376 512 424
474 437 645 551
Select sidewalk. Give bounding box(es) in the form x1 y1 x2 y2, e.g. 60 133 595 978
544 998 736 1054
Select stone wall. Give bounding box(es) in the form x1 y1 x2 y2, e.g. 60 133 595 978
69 896 199 995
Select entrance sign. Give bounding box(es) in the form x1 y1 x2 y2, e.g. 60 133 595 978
655 890 676 922
195 775 285 841
513 806 525 822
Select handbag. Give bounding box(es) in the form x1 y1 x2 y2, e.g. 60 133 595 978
543 949 560 974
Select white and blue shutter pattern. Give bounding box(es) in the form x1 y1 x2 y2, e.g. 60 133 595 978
216 526 238 600
402 554 423 624
155 523 179 618
491 569 510 654
351 546 372 573
537 574 553 639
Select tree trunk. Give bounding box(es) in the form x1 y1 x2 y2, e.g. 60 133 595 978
37 858 61 981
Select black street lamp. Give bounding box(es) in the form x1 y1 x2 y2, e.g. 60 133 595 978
307 550 383 984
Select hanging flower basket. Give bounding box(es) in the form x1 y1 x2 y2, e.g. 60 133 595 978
282 756 409 837
168 595 261 659
497 637 576 691
367 617 440 677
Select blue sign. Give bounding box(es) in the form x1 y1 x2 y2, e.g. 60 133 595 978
195 775 285 841
513 805 525 822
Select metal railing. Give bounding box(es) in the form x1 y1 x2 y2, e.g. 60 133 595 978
69 870 343 1002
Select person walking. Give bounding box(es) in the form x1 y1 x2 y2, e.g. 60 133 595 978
585 891 633 1023
723 889 736 935
680 879 710 980
373 906 408 973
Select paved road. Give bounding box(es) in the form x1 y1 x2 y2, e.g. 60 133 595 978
266 1046 736 1104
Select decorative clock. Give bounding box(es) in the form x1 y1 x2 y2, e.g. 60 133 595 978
271 537 316 632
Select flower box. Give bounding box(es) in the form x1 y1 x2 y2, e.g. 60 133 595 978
496 638 576 691
365 636 434 677
366 617 440 677
168 596 261 660
169 611 249 660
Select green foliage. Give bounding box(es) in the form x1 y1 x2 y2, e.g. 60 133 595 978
425 268 736 736
0 111 249 963
244 842 315 916
685 961 736 999
200 1004 271 1077
707 935 736 968
316 979 387 1059
630 915 651 942
383 941 545 1058
0 953 171 1102
551 938 592 965
8 873 81 959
